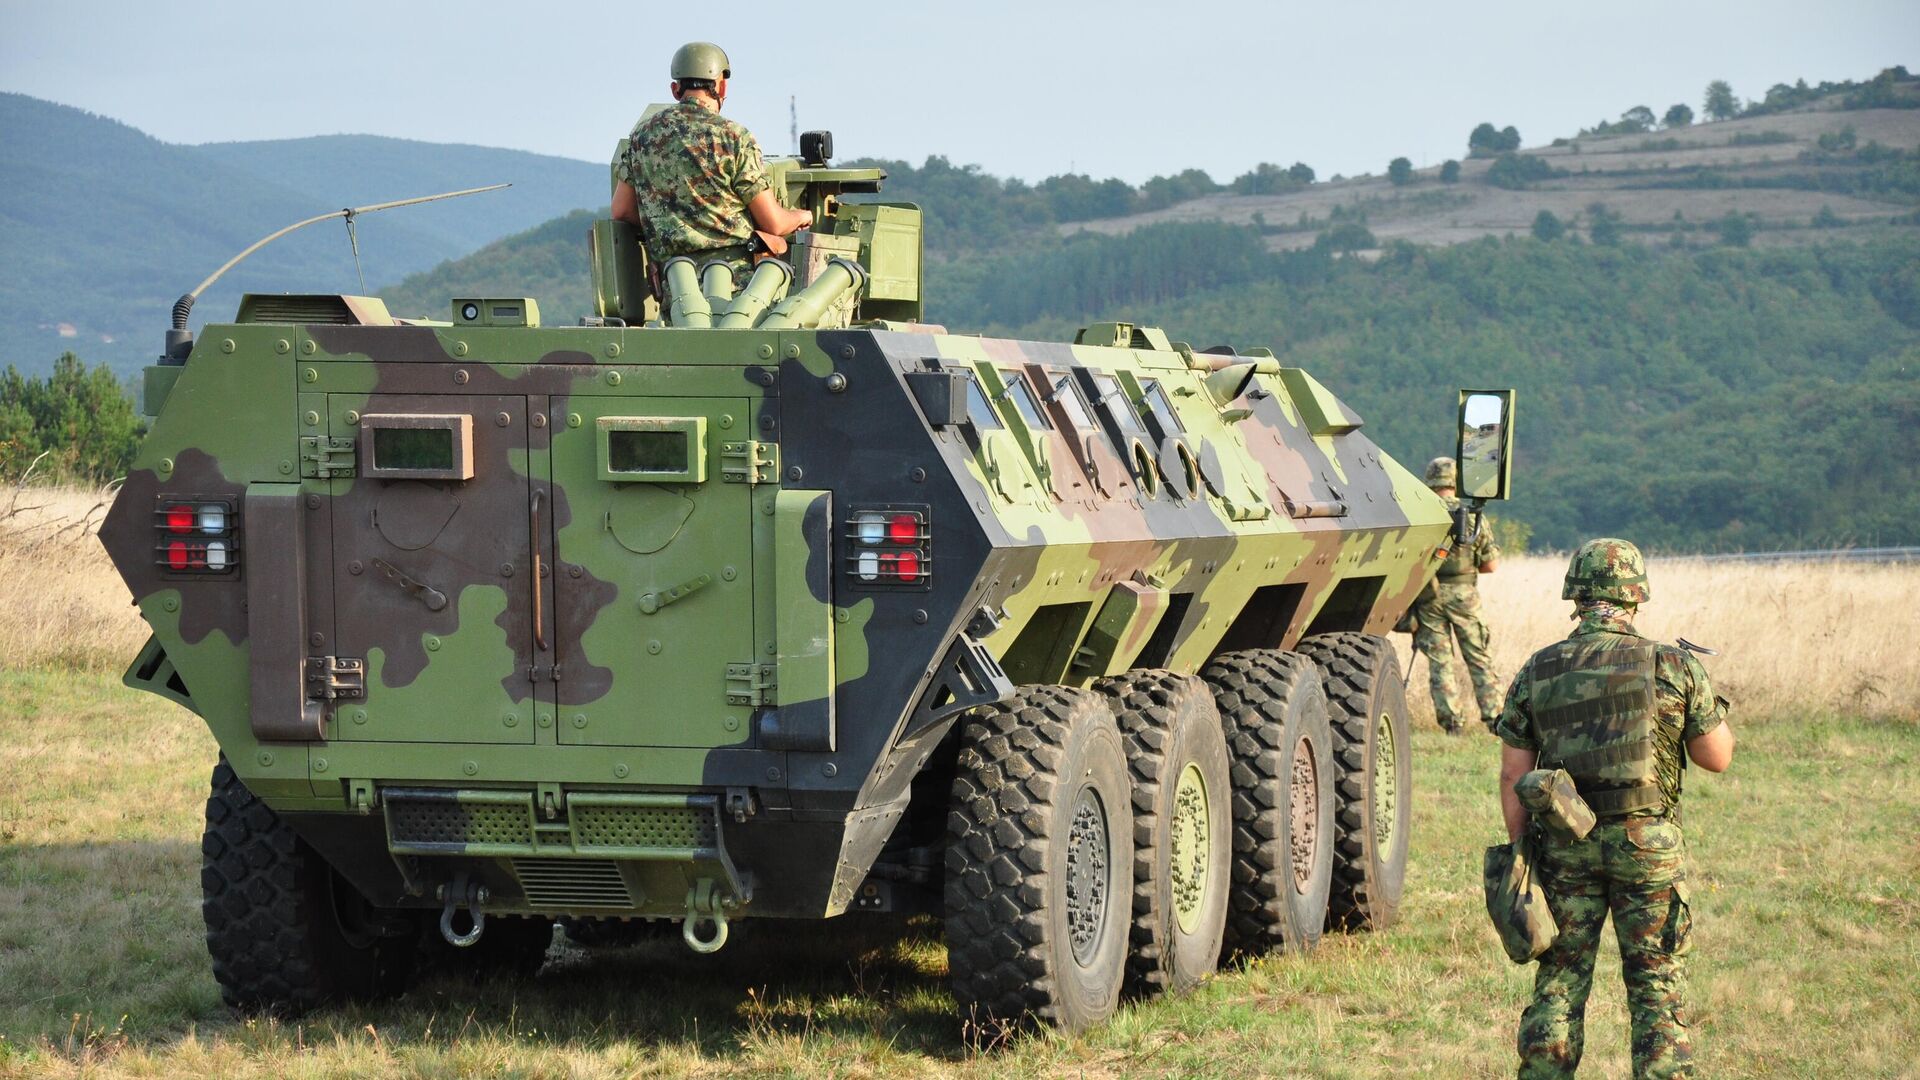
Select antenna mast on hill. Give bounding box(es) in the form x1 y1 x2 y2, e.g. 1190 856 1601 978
790 95 798 156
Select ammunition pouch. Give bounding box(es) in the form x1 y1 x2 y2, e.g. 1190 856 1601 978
1514 768 1596 841
1483 836 1557 964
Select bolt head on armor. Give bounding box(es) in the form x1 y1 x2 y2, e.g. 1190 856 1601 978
1424 456 1457 488
1562 536 1651 604
670 41 731 82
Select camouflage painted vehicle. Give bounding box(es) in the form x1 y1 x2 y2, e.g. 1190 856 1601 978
100 141 1513 1032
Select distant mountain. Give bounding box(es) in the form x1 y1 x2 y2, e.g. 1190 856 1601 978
0 94 603 376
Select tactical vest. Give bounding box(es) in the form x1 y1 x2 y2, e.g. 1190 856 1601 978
1528 632 1667 817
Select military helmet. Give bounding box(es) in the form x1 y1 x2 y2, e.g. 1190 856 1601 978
671 41 731 82
1424 456 1457 489
1562 537 1650 605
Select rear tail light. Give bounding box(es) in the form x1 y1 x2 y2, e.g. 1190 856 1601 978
153 498 240 574
845 506 930 588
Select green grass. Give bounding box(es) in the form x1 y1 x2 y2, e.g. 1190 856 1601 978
2 668 1917 1078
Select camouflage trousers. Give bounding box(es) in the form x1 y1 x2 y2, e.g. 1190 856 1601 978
1411 581 1501 729
1519 817 1695 1079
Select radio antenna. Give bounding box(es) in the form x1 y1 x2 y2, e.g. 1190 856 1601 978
164 183 512 360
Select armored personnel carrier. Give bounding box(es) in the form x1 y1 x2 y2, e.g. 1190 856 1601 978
100 137 1514 1032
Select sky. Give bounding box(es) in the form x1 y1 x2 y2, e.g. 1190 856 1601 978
3 0 1914 185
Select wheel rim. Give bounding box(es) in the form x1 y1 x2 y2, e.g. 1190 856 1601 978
1066 784 1111 966
1169 761 1212 934
1372 709 1399 855
1290 735 1320 894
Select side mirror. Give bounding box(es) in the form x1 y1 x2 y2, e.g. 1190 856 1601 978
1456 389 1514 501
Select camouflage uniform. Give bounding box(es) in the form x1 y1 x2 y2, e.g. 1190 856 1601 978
1413 496 1503 732
1495 540 1728 1080
614 100 770 265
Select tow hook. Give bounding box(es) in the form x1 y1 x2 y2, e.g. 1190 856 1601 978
438 874 489 947
682 878 732 954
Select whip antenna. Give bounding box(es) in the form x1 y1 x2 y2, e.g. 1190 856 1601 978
164 183 511 361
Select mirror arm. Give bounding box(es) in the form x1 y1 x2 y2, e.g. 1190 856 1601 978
1454 497 1485 546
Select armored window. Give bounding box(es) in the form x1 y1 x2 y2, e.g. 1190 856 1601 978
1091 374 1146 434
1048 374 1097 429
596 417 706 483
1141 380 1184 435
1000 371 1053 430
963 375 1004 430
360 414 474 480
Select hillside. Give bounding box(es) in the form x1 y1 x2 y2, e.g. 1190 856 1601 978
1072 90 1920 253
0 95 602 376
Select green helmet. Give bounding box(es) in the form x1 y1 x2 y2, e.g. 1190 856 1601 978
1562 537 1650 605
1424 456 1457 488
670 41 731 83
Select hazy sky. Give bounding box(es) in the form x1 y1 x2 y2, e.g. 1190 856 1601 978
3 1 1914 185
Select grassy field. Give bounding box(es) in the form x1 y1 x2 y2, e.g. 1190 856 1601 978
2 489 1917 1077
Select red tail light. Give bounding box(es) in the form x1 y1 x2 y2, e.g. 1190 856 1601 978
166 505 194 533
845 506 930 588
153 498 240 574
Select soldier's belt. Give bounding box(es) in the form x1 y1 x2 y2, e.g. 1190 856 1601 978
1437 572 1478 583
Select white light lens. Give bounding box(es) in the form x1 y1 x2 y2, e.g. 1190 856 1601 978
855 512 886 546
199 505 226 534
205 540 229 571
856 551 880 581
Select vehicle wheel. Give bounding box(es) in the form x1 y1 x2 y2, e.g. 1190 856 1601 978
1295 633 1413 931
1093 670 1231 996
419 915 553 977
1200 649 1337 958
944 685 1132 1032
201 758 417 1014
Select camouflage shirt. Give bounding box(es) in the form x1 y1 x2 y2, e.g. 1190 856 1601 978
614 100 771 260
1496 609 1726 815
1438 495 1499 579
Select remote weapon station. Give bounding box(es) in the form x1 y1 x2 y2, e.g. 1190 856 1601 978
101 133 1515 1031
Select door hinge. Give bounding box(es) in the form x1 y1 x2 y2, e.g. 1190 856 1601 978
306 655 366 700
300 436 357 478
720 440 779 485
725 662 777 706
527 661 562 683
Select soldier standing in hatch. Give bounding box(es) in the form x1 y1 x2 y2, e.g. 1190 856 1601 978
611 41 813 270
1412 456 1503 733
1496 538 1735 1079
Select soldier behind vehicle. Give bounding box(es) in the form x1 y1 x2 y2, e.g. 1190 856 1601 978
1411 456 1502 733
611 41 812 273
1495 538 1736 1079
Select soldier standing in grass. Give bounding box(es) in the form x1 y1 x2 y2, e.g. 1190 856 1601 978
1412 456 1503 733
611 42 812 269
1496 538 1736 1079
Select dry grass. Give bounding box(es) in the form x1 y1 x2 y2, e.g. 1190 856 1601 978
1401 553 1920 728
0 480 144 673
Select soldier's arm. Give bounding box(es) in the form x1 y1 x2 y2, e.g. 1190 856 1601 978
746 189 813 237
611 181 641 226
1476 517 1501 573
1500 745 1536 842
1673 649 1734 771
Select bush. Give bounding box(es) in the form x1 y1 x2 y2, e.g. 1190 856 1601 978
1813 205 1844 229
1314 221 1377 254
1485 153 1563 190
1531 210 1566 242
1587 202 1622 245
1439 159 1461 183
1388 157 1414 186
1664 103 1695 128
0 353 143 482
1713 211 1755 247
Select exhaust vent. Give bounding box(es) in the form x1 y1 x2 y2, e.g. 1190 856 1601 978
512 858 633 908
235 294 394 326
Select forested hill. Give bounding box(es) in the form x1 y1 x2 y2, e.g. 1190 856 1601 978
0 94 603 376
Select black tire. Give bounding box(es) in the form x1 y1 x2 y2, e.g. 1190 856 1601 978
418 915 553 978
202 759 416 1014
1093 670 1232 996
1295 633 1413 932
944 685 1133 1033
1200 649 1337 959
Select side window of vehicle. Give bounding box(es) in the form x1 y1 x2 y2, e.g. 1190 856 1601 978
1047 372 1098 430
1141 379 1185 438
963 373 1004 430
1090 373 1147 436
1000 371 1054 431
